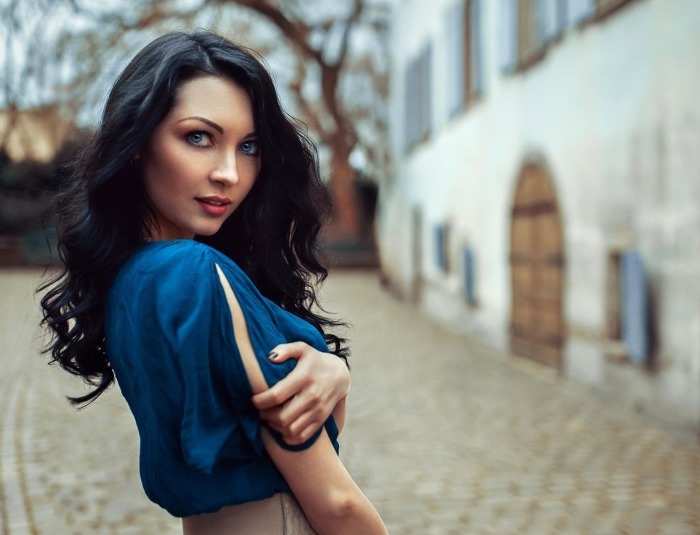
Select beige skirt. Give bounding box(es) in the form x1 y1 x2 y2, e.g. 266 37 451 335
181 492 317 535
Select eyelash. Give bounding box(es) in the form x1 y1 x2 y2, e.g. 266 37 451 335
185 131 260 156
186 131 211 146
240 140 260 156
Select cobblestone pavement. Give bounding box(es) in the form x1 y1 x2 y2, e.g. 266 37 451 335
1 268 699 534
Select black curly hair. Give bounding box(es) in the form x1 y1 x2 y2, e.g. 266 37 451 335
39 30 348 405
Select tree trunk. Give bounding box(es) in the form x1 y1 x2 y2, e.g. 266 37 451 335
326 150 360 243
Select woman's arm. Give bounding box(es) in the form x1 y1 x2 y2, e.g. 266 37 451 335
262 427 386 535
252 342 349 442
217 266 386 534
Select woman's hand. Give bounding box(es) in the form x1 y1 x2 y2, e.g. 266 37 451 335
252 342 350 445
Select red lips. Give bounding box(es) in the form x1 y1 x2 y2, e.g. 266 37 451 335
196 196 231 216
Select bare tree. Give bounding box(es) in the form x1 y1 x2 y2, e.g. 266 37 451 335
225 0 390 244
2 0 390 243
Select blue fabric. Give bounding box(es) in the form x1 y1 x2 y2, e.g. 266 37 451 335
104 240 339 517
621 250 649 365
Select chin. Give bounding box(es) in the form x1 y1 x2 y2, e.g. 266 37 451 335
194 230 219 238
194 224 225 237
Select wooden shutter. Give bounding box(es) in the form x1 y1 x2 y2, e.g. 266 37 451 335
435 225 446 271
500 0 518 73
568 0 595 26
446 1 466 117
405 44 434 149
470 0 484 96
538 0 565 42
463 246 477 303
621 250 649 364
404 61 414 151
422 44 433 140
519 0 542 64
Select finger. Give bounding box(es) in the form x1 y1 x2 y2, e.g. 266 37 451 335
266 341 310 363
281 422 324 446
259 407 320 444
264 421 288 436
259 393 317 427
283 411 321 440
251 371 306 409
275 387 321 428
252 354 316 410
258 391 323 435
258 406 290 435
258 406 283 425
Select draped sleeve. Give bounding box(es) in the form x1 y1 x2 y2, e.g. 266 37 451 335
104 240 338 515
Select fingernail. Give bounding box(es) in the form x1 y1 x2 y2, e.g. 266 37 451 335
267 351 278 360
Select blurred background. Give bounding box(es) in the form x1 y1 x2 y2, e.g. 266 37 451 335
378 0 700 435
2 0 697 436
1 0 700 533
0 0 390 262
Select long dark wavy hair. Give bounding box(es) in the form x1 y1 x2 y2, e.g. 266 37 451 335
39 30 348 406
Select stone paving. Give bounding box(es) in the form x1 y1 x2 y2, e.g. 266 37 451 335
1 268 699 534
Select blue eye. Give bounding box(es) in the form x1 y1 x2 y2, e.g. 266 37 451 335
186 131 211 146
240 140 260 156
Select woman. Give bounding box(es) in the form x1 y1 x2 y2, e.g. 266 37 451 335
39 31 387 534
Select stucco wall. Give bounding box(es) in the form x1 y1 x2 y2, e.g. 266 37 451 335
379 0 700 430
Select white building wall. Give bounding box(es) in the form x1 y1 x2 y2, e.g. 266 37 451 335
379 0 700 431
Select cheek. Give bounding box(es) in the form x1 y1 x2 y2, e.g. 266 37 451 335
247 163 261 192
144 146 187 190
246 158 261 183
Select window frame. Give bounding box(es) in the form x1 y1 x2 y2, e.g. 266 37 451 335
504 0 639 75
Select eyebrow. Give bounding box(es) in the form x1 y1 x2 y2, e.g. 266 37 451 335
176 116 224 134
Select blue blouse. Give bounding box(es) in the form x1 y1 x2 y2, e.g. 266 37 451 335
104 240 339 517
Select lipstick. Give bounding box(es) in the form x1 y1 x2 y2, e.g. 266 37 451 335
196 196 231 216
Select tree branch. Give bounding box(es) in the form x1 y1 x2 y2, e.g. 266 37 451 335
332 0 363 68
223 0 323 64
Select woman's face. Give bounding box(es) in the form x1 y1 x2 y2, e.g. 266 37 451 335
141 75 260 241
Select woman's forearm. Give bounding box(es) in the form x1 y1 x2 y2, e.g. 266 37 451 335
253 343 350 443
305 482 388 535
262 429 387 535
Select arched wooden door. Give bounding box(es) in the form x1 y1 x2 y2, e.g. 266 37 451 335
509 162 565 367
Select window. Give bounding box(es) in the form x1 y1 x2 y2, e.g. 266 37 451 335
596 0 636 20
501 0 635 73
446 0 485 118
567 0 639 28
501 0 557 71
605 249 650 365
518 0 544 66
404 43 433 152
516 0 568 68
620 250 650 365
567 0 595 26
462 245 478 305
434 223 451 272
604 251 623 340
541 0 568 41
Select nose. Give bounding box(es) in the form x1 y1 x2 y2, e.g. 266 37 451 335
209 150 238 186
